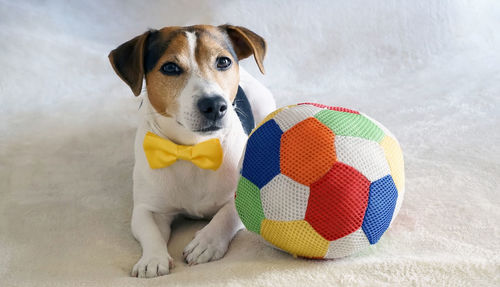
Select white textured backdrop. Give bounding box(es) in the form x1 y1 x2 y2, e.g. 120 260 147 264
1 0 499 286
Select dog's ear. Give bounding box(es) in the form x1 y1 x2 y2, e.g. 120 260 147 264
220 25 266 74
108 31 151 96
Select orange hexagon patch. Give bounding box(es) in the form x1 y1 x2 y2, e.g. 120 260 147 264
280 118 336 186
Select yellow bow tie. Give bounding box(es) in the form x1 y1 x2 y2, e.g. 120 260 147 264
143 132 223 170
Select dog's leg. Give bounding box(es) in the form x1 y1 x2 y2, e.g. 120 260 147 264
131 204 174 278
154 213 175 243
183 199 243 265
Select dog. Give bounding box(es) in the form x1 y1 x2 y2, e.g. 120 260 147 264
108 25 276 278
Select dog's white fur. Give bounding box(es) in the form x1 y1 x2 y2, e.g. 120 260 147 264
130 31 276 278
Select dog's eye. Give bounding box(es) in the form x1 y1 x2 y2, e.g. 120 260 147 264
160 62 182 76
216 57 232 71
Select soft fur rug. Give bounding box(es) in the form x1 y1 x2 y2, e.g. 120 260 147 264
1 1 499 286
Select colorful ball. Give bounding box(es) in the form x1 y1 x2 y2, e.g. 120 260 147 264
235 103 405 259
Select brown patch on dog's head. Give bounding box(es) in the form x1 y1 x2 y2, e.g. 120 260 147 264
143 27 190 117
108 27 188 116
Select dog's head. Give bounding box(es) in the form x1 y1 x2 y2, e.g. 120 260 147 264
109 25 266 143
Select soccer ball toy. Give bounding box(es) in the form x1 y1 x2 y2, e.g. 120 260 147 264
235 103 405 259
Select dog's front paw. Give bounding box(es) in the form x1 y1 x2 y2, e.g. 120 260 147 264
131 254 174 278
183 228 229 266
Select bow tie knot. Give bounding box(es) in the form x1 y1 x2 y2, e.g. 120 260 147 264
176 145 193 161
143 132 223 170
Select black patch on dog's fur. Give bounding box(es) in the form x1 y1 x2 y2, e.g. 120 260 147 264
233 86 255 135
144 29 184 73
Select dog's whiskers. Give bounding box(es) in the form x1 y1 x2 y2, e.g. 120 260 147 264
234 106 249 119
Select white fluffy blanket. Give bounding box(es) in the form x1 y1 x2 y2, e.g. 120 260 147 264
1 1 499 286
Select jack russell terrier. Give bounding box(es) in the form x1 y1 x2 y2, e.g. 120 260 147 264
108 25 276 278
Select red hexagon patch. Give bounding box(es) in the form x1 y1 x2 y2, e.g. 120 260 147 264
305 162 370 241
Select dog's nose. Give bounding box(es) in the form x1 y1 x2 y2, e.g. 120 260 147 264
197 95 227 121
